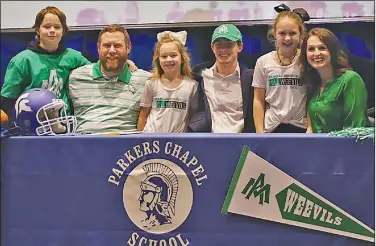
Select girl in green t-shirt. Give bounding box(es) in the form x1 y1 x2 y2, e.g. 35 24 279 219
301 27 369 133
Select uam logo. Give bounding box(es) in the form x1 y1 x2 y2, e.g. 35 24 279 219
107 140 208 245
123 159 193 234
42 70 63 98
217 25 228 34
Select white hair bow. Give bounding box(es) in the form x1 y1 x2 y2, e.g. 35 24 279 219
157 31 187 46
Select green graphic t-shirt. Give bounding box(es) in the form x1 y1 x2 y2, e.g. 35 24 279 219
1 47 90 114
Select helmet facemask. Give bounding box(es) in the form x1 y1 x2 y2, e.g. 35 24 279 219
36 99 77 136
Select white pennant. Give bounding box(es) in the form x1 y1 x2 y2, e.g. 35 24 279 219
222 146 375 242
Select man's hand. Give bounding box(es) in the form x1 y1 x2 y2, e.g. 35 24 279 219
127 60 138 72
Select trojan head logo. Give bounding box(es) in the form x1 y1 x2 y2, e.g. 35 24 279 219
15 93 32 118
123 159 193 234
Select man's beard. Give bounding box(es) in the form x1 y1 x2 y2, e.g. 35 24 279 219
100 55 128 73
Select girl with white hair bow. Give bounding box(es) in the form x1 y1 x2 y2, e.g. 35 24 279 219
137 31 199 133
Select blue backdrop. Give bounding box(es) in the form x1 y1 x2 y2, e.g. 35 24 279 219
1 21 375 107
1 134 374 246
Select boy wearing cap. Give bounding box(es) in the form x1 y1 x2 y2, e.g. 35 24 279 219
188 24 255 133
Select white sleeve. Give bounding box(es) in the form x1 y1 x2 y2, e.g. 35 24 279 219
140 80 153 107
252 58 266 89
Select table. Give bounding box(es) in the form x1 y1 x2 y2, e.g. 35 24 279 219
1 134 374 246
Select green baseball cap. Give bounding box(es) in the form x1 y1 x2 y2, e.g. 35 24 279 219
211 24 243 44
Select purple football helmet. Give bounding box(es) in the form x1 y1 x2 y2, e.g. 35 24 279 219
14 88 77 136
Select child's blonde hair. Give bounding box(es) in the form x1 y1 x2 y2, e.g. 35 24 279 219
149 35 193 80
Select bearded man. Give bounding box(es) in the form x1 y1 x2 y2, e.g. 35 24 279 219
69 24 151 134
